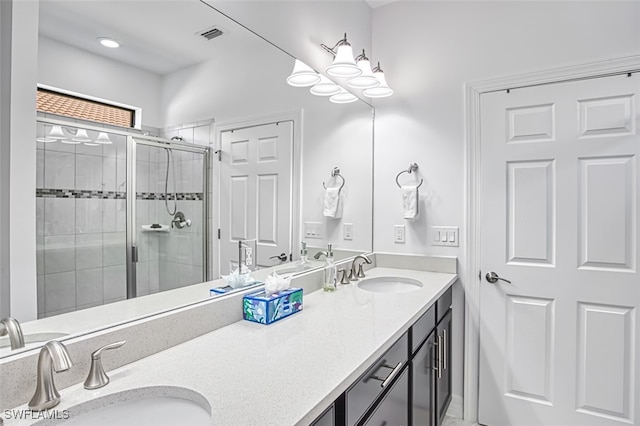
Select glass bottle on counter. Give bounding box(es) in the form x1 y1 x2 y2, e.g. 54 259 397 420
323 243 337 292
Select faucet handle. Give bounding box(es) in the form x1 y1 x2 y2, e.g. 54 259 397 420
84 340 126 390
338 268 350 285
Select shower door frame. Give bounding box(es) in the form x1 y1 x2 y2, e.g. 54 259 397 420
126 135 209 298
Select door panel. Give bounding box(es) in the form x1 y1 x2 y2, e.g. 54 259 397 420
479 73 639 426
220 122 293 273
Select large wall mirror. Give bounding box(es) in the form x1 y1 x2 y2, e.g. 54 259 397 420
1 0 373 358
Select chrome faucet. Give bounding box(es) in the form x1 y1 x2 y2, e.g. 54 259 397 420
84 341 126 390
348 254 372 281
28 341 73 411
0 317 25 350
313 251 329 260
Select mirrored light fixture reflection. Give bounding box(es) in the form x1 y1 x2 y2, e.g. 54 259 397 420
95 132 112 144
347 50 380 90
310 75 341 96
48 125 66 140
71 129 92 142
363 63 394 98
286 59 321 87
329 88 359 104
321 34 361 78
84 142 100 146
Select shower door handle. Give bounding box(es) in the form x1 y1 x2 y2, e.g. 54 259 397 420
132 246 138 263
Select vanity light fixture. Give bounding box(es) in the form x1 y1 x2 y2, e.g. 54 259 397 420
36 136 56 143
310 75 341 96
363 63 394 98
47 125 66 140
347 50 380 90
71 129 92 143
286 59 321 87
321 34 362 78
97 37 120 49
329 88 359 104
95 132 112 144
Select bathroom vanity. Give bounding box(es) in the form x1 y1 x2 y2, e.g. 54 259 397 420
2 255 457 426
312 286 453 426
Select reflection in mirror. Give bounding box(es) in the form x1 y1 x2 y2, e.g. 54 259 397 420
1 0 373 358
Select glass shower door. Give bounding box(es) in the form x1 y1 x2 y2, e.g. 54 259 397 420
36 121 128 318
131 138 208 297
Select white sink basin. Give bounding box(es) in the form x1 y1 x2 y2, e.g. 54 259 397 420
357 276 423 293
36 387 211 426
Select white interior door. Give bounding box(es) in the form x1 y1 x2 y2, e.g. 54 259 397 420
219 121 293 274
479 73 639 425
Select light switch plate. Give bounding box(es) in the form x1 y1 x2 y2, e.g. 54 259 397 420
394 225 405 243
304 221 323 239
432 226 459 246
343 223 353 240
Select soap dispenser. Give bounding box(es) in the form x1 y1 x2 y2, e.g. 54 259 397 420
322 243 337 292
295 241 309 272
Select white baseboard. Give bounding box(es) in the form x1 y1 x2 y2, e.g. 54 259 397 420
447 393 463 419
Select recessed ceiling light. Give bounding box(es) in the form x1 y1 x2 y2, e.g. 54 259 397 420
97 37 120 49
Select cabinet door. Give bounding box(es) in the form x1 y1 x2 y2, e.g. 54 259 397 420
364 368 409 426
412 331 436 426
435 310 452 425
312 404 335 426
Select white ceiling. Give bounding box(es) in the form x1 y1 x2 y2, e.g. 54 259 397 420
365 0 400 9
38 0 258 75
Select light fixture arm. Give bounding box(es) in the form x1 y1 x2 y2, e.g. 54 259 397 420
372 61 383 73
354 49 369 62
320 33 350 57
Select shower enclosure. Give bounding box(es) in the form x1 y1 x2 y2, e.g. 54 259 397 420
36 118 208 318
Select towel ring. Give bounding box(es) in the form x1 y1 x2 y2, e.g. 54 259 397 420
323 167 345 192
396 163 423 188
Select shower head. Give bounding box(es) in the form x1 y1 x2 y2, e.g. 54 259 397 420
171 136 183 142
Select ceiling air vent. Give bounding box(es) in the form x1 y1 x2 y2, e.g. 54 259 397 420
198 27 224 41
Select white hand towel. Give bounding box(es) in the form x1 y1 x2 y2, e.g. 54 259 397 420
402 185 419 219
323 187 341 218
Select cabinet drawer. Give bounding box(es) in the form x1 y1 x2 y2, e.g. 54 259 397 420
364 368 409 426
311 404 335 426
346 332 408 425
436 286 452 323
411 304 436 354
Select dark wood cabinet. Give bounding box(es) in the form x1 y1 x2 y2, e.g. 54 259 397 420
312 285 454 426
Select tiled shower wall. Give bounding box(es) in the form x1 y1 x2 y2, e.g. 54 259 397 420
36 117 213 319
36 120 128 318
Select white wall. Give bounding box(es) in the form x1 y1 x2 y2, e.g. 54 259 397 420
372 0 640 409
208 0 372 75
0 0 10 318
38 36 163 128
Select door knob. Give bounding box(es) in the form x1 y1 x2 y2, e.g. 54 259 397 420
485 271 511 284
269 253 288 262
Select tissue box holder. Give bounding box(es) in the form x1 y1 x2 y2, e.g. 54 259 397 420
243 288 303 325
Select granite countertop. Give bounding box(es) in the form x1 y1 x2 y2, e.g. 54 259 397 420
10 267 457 426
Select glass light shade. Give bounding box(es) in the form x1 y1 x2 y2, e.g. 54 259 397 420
363 71 394 98
72 129 92 142
36 137 56 143
48 125 66 140
286 59 321 87
329 88 358 104
310 75 341 96
347 59 380 89
60 139 81 145
95 132 112 144
326 44 361 78
83 142 100 146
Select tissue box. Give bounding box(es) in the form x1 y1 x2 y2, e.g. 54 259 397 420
243 288 303 325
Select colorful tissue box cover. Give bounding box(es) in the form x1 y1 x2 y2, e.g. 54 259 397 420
243 288 303 324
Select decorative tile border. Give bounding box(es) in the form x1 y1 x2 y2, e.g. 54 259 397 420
36 188 203 201
36 188 126 199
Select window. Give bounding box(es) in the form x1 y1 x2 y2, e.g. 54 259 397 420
36 88 135 128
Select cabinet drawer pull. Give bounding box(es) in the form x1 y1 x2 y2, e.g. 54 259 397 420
366 361 403 388
443 329 448 371
432 334 443 379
